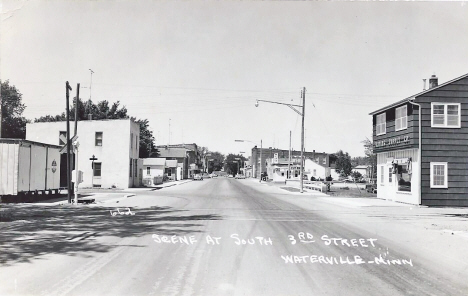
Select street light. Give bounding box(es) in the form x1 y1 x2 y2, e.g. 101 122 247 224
235 139 262 179
204 153 212 173
255 87 306 193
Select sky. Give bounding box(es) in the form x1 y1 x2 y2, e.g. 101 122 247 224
1 0 468 158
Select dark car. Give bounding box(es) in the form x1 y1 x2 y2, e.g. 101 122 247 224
365 184 377 193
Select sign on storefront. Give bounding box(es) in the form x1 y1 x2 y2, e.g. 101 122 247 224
375 136 410 148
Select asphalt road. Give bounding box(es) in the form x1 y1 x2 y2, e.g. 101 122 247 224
1 178 467 296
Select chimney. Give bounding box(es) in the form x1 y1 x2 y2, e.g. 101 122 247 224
423 79 426 90
429 74 438 89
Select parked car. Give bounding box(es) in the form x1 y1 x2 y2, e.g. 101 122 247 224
365 184 377 193
193 173 203 181
235 174 246 179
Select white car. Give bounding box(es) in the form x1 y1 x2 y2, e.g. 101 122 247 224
193 173 203 181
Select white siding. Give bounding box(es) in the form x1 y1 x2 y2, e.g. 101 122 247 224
18 145 31 192
0 143 18 195
26 119 139 189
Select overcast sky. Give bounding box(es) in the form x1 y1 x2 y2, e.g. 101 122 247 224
2 1 468 157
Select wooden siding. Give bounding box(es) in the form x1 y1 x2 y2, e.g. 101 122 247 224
415 76 468 206
373 103 419 153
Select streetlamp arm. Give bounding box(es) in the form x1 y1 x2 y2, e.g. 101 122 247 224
256 99 303 116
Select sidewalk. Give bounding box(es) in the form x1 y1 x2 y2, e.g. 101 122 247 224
31 179 193 206
250 177 328 196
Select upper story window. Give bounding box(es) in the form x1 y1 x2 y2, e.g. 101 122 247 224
376 113 386 135
395 105 407 131
130 133 133 149
95 132 103 146
431 103 461 128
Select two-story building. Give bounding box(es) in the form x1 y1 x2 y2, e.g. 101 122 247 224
26 118 140 189
156 144 202 179
370 73 468 206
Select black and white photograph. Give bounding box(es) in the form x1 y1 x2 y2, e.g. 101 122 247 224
1 1 468 295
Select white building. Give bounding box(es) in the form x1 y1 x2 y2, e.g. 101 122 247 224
304 159 332 181
26 118 140 189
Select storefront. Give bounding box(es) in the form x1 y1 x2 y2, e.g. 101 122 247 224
376 148 420 205
371 73 468 207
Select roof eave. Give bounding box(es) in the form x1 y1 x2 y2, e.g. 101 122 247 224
369 72 468 116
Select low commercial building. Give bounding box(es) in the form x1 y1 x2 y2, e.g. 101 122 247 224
142 158 165 186
251 147 329 179
304 159 332 181
156 144 202 179
370 73 468 206
26 118 140 189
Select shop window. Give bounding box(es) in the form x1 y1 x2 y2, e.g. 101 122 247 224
93 163 102 177
95 132 103 146
388 167 393 184
430 162 448 188
431 103 460 128
396 163 411 192
376 113 386 135
395 105 407 131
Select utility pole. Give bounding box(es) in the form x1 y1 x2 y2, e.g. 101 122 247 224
0 87 2 138
300 87 306 193
66 82 72 203
289 131 291 179
259 140 262 180
75 84 80 136
89 69 94 101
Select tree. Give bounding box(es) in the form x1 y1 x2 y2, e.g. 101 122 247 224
34 97 156 157
207 151 225 173
362 137 377 181
136 118 159 158
1 80 29 138
224 153 247 175
334 150 352 177
351 171 363 182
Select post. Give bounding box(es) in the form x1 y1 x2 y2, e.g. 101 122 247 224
288 130 291 179
259 140 262 181
74 83 80 136
0 86 2 138
74 143 79 205
300 87 306 193
66 82 72 203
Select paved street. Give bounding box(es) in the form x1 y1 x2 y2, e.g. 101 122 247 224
1 178 468 296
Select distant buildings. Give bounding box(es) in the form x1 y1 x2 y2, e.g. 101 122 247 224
156 144 203 179
251 147 333 180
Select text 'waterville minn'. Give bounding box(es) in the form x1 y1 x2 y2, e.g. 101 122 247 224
151 232 413 266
